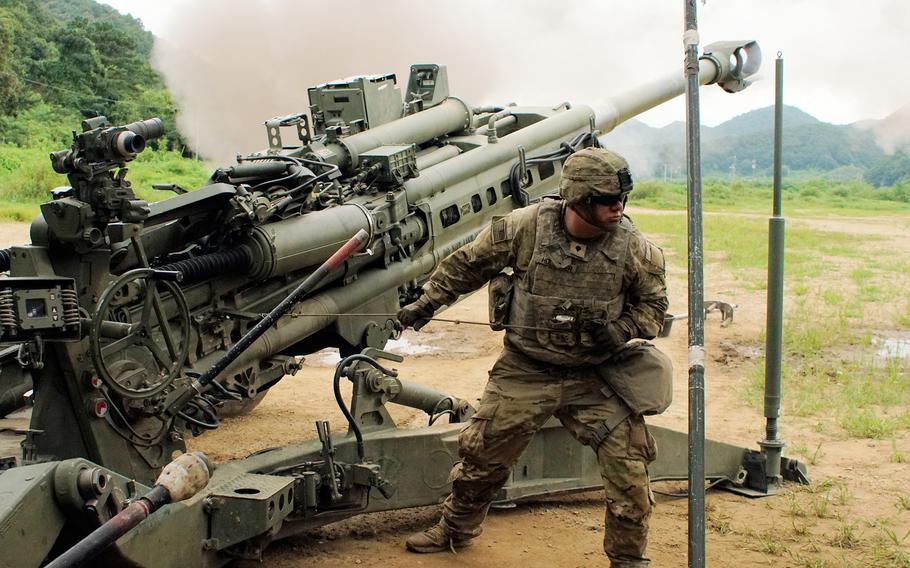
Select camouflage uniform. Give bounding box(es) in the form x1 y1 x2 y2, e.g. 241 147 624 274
419 197 668 566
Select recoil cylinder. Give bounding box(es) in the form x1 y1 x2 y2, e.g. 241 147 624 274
157 248 253 286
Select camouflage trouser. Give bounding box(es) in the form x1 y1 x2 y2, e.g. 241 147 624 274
442 346 657 566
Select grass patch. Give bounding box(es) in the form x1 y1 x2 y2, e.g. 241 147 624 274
898 304 910 328
639 187 910 440
784 491 807 518
869 524 910 565
890 437 905 463
630 179 910 215
634 211 875 293
741 241 910 439
0 144 210 221
811 493 834 519
789 441 825 466
839 410 901 439
829 522 861 549
707 509 733 535
748 354 910 439
786 553 830 568
751 525 789 556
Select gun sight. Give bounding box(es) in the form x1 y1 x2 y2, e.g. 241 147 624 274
51 117 165 175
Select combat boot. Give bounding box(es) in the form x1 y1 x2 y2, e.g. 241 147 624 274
405 520 474 553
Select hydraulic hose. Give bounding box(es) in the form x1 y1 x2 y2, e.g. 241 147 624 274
46 452 212 568
507 131 600 206
331 354 399 461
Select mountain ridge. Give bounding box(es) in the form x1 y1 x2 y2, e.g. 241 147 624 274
600 104 906 181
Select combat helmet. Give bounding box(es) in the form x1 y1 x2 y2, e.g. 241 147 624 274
559 147 633 205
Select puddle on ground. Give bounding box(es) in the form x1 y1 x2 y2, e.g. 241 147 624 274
873 334 910 361
307 337 439 367
384 337 439 356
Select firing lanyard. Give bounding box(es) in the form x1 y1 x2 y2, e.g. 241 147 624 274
261 312 553 333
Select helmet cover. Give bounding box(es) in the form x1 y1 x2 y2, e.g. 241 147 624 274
559 147 633 204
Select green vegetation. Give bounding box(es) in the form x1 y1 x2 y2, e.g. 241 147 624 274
866 151 910 187
607 105 908 183
629 178 910 214
703 121 886 177
0 144 209 220
632 185 892 290
634 184 910 442
0 0 209 221
753 227 910 439
0 0 183 148
761 480 910 568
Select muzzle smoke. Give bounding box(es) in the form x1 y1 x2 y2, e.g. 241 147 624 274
150 0 679 163
149 0 909 166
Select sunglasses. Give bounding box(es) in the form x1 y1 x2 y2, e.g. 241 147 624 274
587 192 630 207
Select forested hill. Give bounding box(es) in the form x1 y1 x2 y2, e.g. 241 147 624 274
601 105 910 186
0 0 181 149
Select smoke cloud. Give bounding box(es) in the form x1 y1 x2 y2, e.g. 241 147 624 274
149 0 910 163
858 104 910 154
150 1 683 162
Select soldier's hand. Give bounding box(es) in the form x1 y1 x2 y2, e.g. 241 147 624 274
591 320 632 351
397 297 436 331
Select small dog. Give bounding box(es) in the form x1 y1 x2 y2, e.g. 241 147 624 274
704 300 737 327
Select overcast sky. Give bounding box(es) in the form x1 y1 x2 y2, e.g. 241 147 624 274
101 0 909 161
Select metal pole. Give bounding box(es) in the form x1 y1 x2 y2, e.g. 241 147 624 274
772 54 784 218
683 2 705 567
760 53 786 486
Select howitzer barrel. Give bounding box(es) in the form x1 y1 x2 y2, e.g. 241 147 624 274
244 204 374 280
592 40 761 132
406 40 760 206
178 230 371 407
182 228 475 382
175 231 472 384
415 145 461 170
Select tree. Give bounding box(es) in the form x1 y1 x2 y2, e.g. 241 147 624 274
864 151 910 187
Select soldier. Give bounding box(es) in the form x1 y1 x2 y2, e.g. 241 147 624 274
397 147 672 567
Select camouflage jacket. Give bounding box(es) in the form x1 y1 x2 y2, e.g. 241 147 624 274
422 199 668 364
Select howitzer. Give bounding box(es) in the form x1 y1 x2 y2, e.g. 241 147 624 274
0 40 805 567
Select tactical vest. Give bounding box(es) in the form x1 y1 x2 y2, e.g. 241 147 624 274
507 201 631 366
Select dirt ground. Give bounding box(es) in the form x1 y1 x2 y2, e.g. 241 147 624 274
2 212 909 567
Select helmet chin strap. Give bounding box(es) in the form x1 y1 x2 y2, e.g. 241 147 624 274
567 203 609 236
